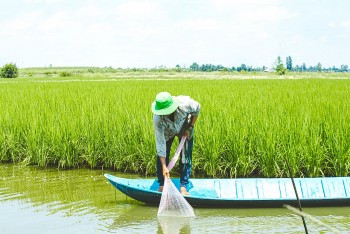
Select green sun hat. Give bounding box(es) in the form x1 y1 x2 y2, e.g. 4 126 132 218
151 92 179 115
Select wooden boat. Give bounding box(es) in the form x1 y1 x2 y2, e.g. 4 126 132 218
104 174 350 207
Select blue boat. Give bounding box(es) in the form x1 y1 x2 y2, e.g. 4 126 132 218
104 174 350 207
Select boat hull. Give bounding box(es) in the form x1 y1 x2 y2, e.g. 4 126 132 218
104 174 350 207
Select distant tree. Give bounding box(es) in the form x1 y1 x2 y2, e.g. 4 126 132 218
308 66 315 72
216 65 224 71
0 63 18 78
189 62 200 71
200 64 207 72
275 56 287 75
301 63 307 72
316 62 322 72
240 64 247 71
340 64 349 72
286 56 293 71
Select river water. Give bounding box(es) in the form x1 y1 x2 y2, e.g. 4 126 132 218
0 163 349 233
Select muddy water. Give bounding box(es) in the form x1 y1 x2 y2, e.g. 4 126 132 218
0 164 349 233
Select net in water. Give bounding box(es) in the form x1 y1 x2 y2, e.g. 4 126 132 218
157 177 195 217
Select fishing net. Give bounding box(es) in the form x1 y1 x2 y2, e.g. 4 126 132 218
167 136 186 171
157 177 195 217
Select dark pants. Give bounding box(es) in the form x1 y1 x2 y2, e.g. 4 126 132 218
156 132 194 187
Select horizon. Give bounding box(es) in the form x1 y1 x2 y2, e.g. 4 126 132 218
17 63 349 70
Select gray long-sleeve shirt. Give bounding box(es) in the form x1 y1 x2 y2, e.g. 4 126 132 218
153 95 200 157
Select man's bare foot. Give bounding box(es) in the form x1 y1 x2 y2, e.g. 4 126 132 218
158 186 164 192
180 186 190 196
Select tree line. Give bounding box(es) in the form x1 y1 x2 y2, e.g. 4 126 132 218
186 56 349 73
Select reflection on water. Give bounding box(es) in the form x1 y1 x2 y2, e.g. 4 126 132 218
158 216 193 234
0 163 349 233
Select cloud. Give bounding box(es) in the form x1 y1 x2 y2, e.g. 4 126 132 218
115 0 164 21
0 11 43 37
76 4 103 17
209 0 279 9
237 5 295 23
340 20 350 29
208 0 296 27
328 20 350 30
39 11 73 31
21 0 64 4
178 18 220 31
328 22 336 28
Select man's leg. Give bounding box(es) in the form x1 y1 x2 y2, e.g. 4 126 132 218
156 137 174 191
179 131 194 195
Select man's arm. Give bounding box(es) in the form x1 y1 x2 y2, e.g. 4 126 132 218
159 156 169 178
154 115 170 178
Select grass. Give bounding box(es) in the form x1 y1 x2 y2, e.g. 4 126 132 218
1 71 350 178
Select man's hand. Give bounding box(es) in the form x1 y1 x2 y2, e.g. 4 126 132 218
184 129 191 138
184 125 193 138
162 165 170 178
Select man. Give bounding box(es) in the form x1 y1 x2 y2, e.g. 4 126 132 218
151 91 200 196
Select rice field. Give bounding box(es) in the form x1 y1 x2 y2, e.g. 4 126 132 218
1 73 350 178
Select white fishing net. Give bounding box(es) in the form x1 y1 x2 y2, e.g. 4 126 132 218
157 177 195 217
167 136 186 171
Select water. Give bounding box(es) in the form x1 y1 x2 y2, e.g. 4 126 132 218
0 163 349 233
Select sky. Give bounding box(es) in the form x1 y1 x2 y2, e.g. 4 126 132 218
0 0 349 69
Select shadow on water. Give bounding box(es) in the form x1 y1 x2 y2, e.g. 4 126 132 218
1 163 350 233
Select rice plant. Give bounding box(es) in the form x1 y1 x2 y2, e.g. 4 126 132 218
1 77 349 178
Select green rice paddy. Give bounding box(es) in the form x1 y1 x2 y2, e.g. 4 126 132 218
1 71 350 178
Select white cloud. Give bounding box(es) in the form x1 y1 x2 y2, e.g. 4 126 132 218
237 5 295 23
76 4 103 17
1 11 42 35
39 11 73 31
318 36 327 43
289 34 304 44
256 32 272 40
21 0 64 4
328 22 336 28
87 22 114 34
328 20 350 29
340 20 350 29
209 0 280 10
178 18 220 31
208 0 296 32
115 0 164 21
